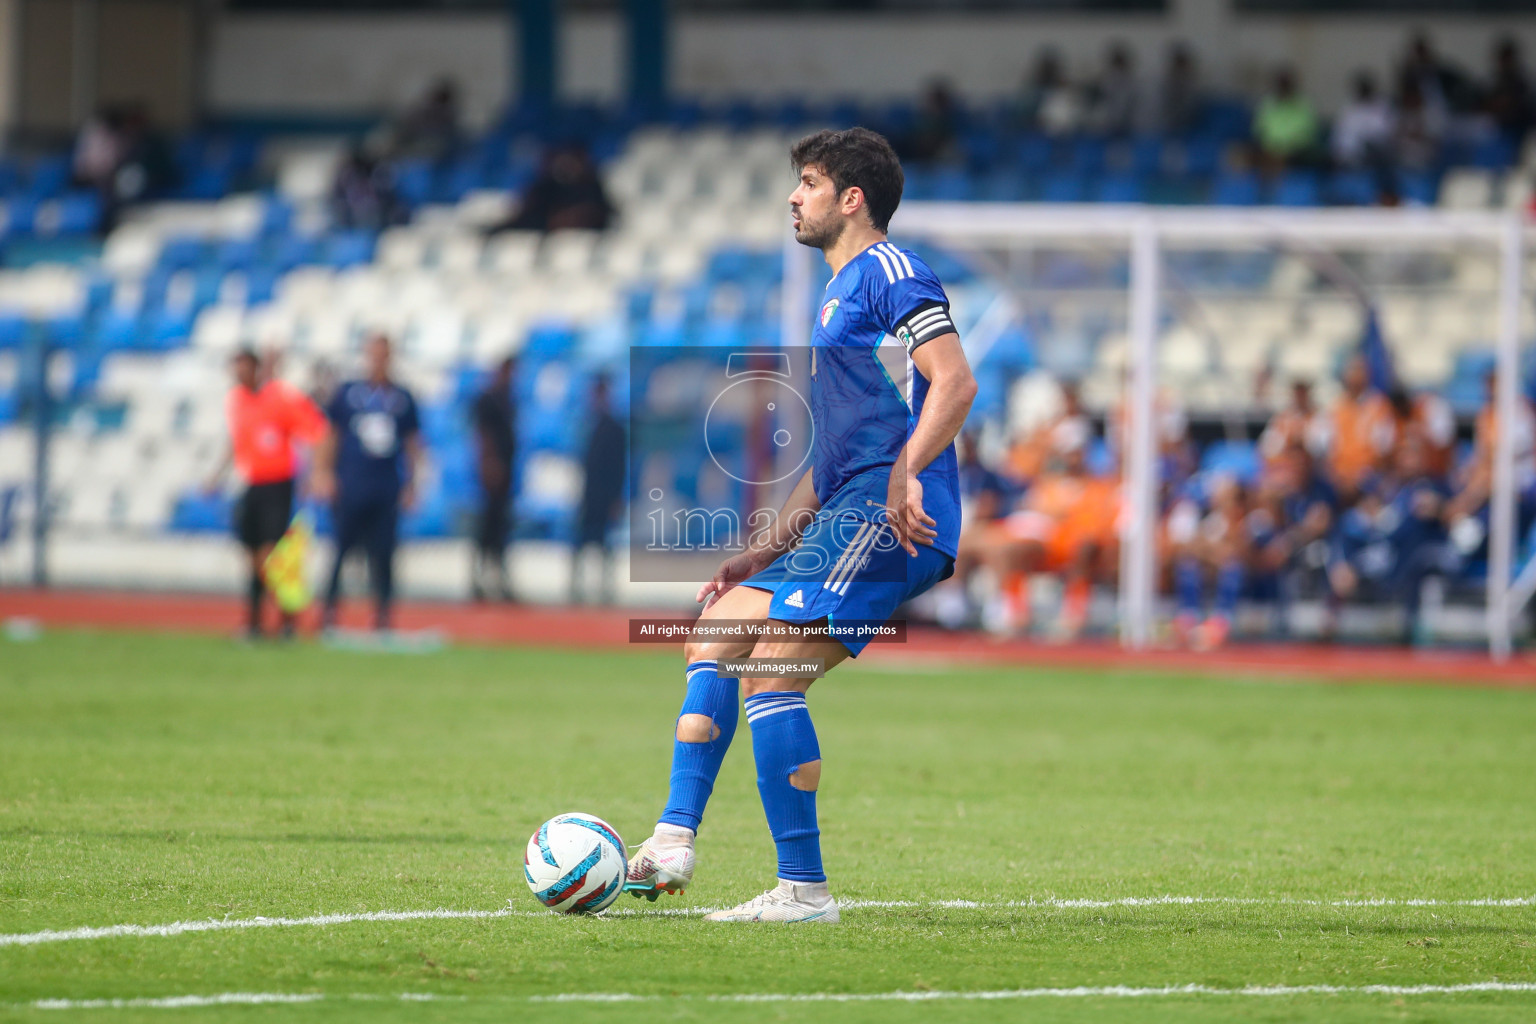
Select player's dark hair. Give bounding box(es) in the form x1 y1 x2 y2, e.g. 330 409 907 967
233 347 258 366
790 128 904 233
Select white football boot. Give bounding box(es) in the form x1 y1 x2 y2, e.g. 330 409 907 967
624 824 695 901
703 880 840 923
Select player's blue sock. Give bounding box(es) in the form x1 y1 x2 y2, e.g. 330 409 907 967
1215 562 1245 619
658 661 739 832
744 691 824 883
1175 558 1203 617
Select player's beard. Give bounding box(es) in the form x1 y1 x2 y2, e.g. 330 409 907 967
794 209 844 251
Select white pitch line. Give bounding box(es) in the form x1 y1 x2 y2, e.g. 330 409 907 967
3 895 1532 949
17 983 1536 1011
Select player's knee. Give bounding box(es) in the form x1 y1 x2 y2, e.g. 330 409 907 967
739 675 781 698
789 759 821 792
676 713 719 744
681 640 711 665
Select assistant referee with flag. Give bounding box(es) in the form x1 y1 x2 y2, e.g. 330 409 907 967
207 348 328 639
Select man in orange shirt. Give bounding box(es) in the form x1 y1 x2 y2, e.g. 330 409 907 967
1322 354 1395 499
207 348 328 638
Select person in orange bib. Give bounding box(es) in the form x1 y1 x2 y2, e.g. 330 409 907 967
206 348 328 639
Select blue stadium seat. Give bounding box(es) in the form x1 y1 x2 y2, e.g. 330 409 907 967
1330 170 1378 207
1201 440 1261 484
26 155 71 200
170 492 232 533
978 168 1029 202
1211 172 1260 206
1397 169 1439 206
1182 136 1224 178
52 192 102 235
1068 136 1108 175
1016 134 1053 172
930 166 973 201
159 236 207 273
0 314 25 351
1040 172 1086 203
1271 172 1321 207
1468 135 1517 171
1096 173 1145 203
391 159 435 207
325 230 377 268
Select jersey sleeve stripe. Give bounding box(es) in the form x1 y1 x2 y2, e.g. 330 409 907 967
887 244 915 278
869 246 897 284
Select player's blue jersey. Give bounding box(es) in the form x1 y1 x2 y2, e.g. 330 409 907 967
810 240 962 559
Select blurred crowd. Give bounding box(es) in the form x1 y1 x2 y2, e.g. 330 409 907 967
900 30 1534 197
936 354 1536 648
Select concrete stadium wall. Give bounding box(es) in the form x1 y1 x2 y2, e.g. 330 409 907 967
206 9 1536 124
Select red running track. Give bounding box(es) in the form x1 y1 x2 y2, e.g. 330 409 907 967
1 587 1532 689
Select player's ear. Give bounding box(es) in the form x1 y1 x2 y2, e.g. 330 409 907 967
840 186 864 218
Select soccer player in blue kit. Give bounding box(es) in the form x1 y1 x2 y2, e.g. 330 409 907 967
625 128 977 922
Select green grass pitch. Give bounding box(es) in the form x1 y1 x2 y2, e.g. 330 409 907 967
2 628 1535 1022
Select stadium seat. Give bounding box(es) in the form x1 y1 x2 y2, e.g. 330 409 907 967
1211 172 1260 206
1329 171 1378 207
1272 172 1322 207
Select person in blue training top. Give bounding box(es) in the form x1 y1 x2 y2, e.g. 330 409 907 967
623 128 977 923
312 333 424 633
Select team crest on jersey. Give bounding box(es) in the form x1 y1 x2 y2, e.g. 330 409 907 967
820 299 840 327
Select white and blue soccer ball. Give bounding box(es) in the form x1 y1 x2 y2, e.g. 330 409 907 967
524 812 627 914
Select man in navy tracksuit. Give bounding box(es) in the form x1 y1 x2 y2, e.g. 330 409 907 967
313 334 423 632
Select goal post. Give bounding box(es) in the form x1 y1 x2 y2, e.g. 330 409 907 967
783 205 1530 659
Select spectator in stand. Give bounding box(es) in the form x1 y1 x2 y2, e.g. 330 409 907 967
903 79 961 162
983 420 1121 640
1259 378 1323 473
1253 443 1337 609
1167 474 1253 651
570 375 626 605
1254 67 1320 173
1445 371 1536 559
1332 72 1396 173
1397 31 1474 120
1388 385 1456 481
1148 42 1203 138
205 348 328 640
333 147 402 231
111 104 176 208
313 334 424 633
1485 37 1534 148
1318 353 1395 501
72 106 124 194
471 356 517 604
1327 438 1454 645
491 145 613 233
1005 379 1091 483
1393 78 1445 173
1089 43 1139 139
394 78 462 164
1018 49 1084 138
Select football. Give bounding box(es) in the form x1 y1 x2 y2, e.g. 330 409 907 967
524 812 628 914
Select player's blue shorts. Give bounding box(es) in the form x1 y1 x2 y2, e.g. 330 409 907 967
740 492 954 656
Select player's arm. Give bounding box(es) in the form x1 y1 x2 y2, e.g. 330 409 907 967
696 468 820 607
400 426 426 511
310 429 338 503
888 333 977 555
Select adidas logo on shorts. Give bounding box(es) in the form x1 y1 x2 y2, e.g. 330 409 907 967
785 589 805 609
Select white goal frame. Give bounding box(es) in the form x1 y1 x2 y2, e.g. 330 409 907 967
783 205 1529 660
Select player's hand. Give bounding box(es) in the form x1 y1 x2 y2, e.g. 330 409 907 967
696 550 767 609
400 479 418 511
886 469 937 557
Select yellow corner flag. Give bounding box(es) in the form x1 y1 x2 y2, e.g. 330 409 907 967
264 509 314 614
